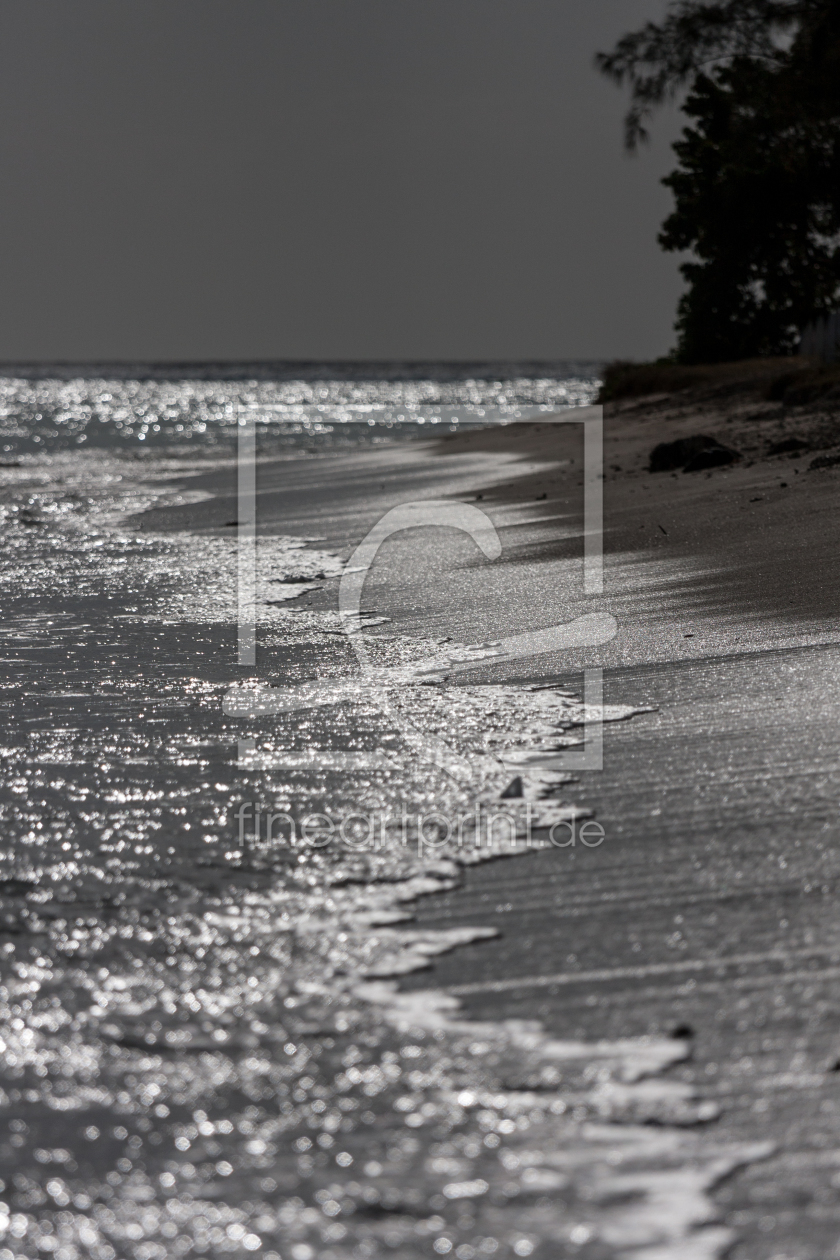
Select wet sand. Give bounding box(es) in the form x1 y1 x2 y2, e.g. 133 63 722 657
3 370 839 1260
141 381 840 1257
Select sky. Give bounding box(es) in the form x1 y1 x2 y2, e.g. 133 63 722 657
0 0 682 363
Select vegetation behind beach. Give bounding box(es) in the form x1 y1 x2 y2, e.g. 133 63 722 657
599 1 840 364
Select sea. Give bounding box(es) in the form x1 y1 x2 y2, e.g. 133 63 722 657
0 362 599 457
0 364 767 1260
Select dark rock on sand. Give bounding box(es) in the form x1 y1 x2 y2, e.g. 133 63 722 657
649 434 740 473
683 445 741 472
767 437 810 456
809 452 840 470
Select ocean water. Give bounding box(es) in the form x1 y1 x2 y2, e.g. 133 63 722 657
0 369 768 1260
0 364 600 456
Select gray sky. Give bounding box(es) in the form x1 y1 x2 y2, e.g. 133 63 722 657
0 0 681 363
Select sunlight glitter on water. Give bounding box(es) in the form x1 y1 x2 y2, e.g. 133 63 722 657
0 380 771 1260
0 370 600 455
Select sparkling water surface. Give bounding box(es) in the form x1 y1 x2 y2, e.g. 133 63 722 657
0 366 600 456
0 370 766 1260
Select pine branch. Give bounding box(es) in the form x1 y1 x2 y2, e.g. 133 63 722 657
596 0 808 148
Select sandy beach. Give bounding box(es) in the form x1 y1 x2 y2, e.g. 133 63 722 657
6 1 840 1255
138 366 840 1256
2 365 840 1259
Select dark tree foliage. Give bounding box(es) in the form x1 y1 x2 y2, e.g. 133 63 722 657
597 1 840 362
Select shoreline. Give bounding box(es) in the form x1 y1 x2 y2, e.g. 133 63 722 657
2 371 840 1258
168 374 840 1256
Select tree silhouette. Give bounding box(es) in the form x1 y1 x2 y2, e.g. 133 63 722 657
598 1 840 362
